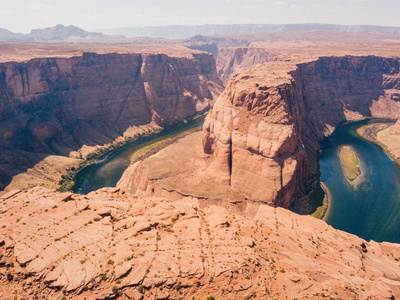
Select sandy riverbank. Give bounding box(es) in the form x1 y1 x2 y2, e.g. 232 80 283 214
337 145 361 182
321 182 331 221
357 122 400 165
311 182 330 220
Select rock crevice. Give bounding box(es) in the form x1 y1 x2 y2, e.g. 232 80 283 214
0 51 224 190
203 55 400 207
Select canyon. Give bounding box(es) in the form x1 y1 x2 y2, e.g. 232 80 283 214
122 55 400 211
0 44 223 191
2 32 400 299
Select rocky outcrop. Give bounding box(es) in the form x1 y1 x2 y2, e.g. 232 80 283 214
0 51 223 190
203 56 400 207
361 120 400 162
2 187 400 299
216 47 275 82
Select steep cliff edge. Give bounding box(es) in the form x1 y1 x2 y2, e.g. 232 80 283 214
0 50 223 190
2 187 400 299
203 56 400 207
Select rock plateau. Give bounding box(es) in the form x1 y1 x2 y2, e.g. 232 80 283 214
1 187 400 299
2 36 400 300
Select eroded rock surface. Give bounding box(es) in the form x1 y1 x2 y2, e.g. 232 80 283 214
0 48 223 190
1 187 400 299
202 56 400 207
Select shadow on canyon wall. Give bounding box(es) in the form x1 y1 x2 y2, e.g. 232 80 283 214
0 52 223 190
200 55 400 210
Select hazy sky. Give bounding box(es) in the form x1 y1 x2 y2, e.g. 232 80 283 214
1 0 399 33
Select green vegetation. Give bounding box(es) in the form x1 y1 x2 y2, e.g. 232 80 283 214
57 113 208 193
112 285 121 296
57 130 160 192
338 145 361 181
6 271 13 281
127 125 203 165
311 183 329 219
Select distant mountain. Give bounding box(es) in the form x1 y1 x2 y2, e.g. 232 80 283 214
0 28 14 39
97 23 400 39
2 23 400 43
29 24 106 41
0 24 120 42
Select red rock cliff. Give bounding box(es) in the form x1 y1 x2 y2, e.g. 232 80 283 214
2 186 400 299
0 51 223 189
203 56 400 207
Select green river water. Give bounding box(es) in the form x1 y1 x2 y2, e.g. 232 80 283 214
321 120 400 243
74 117 400 243
73 117 204 194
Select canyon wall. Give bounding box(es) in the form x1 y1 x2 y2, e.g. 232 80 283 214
0 51 223 190
203 56 400 207
216 47 275 82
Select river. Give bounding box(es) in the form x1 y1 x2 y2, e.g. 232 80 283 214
321 120 400 243
73 116 205 194
73 117 400 243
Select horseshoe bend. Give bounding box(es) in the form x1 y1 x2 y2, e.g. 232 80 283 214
2 40 400 299
123 56 400 208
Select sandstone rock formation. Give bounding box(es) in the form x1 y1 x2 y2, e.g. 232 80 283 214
118 55 400 209
0 47 223 190
185 32 400 83
2 187 400 299
216 47 275 82
3 38 400 300
202 56 400 208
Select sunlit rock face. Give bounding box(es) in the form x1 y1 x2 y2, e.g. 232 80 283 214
0 51 223 189
2 186 400 299
203 56 400 207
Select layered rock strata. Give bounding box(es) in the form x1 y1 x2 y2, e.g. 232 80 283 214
202 56 400 207
0 50 223 190
2 187 400 299
216 47 275 82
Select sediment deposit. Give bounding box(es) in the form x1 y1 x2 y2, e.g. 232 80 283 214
120 55 400 211
3 38 400 299
202 56 400 207
359 120 400 162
